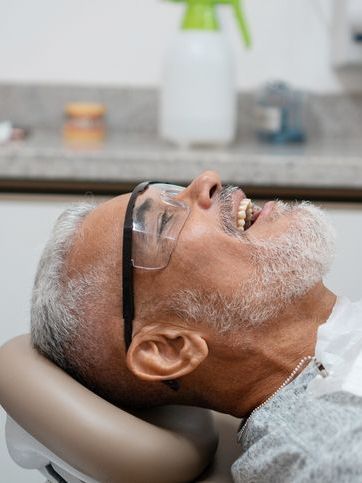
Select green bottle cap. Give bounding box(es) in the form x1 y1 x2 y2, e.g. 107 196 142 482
166 0 251 47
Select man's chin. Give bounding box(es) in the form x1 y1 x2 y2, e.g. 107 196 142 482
235 201 336 326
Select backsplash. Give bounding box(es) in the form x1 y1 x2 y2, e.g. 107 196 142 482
0 83 361 141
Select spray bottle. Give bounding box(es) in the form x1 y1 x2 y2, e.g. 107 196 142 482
160 0 251 147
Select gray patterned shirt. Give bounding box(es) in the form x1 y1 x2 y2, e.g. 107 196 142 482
232 363 362 482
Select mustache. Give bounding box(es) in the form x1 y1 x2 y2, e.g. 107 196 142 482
218 185 244 237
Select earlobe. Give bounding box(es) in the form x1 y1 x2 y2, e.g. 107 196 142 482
126 326 208 382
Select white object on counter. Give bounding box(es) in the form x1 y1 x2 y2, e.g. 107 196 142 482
332 0 362 67
348 0 362 39
0 122 13 144
160 31 236 147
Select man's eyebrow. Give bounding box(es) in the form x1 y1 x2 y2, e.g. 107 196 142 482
135 198 153 226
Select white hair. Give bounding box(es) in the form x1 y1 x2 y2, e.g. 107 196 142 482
30 201 177 408
31 202 97 374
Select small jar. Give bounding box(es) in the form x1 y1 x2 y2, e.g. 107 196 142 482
63 102 106 144
254 82 306 144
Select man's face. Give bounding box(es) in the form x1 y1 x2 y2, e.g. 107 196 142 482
134 171 335 329
80 170 335 337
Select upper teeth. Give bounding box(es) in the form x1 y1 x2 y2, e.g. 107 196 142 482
237 198 253 231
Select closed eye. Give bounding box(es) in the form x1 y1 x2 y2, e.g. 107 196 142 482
158 210 173 236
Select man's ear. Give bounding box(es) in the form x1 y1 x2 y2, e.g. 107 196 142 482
126 325 209 382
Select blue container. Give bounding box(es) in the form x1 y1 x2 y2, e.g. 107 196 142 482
255 81 306 144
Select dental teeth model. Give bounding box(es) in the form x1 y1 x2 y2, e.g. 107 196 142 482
237 198 256 232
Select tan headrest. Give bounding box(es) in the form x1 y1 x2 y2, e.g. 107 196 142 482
0 335 218 483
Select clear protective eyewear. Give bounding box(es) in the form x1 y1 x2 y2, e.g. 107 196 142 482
122 181 190 357
129 182 190 270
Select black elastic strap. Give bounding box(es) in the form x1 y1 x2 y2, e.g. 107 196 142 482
122 181 180 391
122 182 150 350
163 379 181 391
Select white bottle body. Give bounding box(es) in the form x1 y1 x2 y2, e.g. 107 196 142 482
160 31 236 147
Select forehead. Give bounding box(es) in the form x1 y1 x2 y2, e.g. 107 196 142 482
67 193 131 275
84 193 131 235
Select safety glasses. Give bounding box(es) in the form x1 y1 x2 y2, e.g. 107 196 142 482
122 182 190 351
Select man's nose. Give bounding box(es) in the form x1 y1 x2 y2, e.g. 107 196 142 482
178 171 222 209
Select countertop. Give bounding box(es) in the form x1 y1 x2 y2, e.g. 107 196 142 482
1 130 362 200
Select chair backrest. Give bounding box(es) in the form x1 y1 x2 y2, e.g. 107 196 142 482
0 335 219 483
6 415 97 482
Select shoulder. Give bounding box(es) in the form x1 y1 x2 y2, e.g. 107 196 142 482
232 366 362 482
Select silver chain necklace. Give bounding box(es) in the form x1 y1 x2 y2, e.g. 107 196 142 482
237 356 328 443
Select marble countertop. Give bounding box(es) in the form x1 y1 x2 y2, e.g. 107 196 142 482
0 130 362 196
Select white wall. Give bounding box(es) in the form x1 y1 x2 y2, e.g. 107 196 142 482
0 0 361 92
1 195 362 482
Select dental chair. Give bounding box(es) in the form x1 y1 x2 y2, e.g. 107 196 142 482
0 335 241 483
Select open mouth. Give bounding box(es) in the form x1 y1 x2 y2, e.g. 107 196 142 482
236 198 262 232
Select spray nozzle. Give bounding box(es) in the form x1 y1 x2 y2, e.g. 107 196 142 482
166 0 251 48
217 0 251 47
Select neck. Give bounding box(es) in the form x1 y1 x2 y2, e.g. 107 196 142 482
191 283 337 417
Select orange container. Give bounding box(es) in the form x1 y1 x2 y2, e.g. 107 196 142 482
63 102 106 144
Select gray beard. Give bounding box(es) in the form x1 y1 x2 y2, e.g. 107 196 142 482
231 201 336 326
169 201 336 332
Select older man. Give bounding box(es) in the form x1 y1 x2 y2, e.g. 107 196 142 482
31 171 362 481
